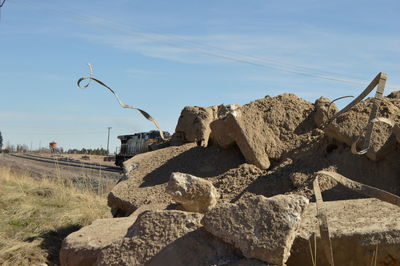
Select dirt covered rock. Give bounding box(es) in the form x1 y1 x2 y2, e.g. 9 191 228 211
95 210 240 266
173 104 240 146
166 172 219 213
202 194 309 265
109 143 244 216
324 97 400 161
61 91 400 266
289 198 400 265
60 217 136 266
313 96 338 128
210 94 315 169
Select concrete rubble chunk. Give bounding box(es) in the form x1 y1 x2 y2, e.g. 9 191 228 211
288 198 400 265
95 210 241 266
324 97 400 161
211 110 271 169
210 94 315 169
201 194 309 265
109 143 243 217
313 96 338 128
60 217 136 266
147 227 242 266
95 210 203 265
173 104 241 147
60 204 163 266
166 172 220 213
174 106 217 146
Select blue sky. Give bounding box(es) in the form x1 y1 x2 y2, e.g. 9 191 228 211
1 0 399 152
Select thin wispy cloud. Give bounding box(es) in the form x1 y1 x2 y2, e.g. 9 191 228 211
67 13 400 86
11 2 400 89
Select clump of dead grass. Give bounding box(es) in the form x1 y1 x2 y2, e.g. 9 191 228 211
0 166 112 266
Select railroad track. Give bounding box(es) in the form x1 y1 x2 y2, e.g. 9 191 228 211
7 153 122 173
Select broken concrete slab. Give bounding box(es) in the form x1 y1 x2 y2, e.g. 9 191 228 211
60 203 164 266
60 217 136 266
210 94 315 169
324 97 400 161
147 227 242 266
95 210 241 266
95 211 203 265
211 110 271 169
108 143 244 216
288 198 400 265
201 194 309 265
166 172 219 213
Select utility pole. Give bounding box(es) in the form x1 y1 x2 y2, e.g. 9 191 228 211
106 127 112 155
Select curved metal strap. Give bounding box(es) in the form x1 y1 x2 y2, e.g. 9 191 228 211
312 170 400 265
317 171 400 207
323 72 387 155
77 64 165 140
313 176 335 266
351 116 396 155
325 73 387 126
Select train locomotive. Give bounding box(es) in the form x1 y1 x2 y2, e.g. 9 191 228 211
115 130 170 167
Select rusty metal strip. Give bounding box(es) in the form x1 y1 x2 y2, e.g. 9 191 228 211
77 64 165 140
313 176 335 266
317 171 400 207
322 72 388 155
354 73 387 154
351 117 397 154
327 95 354 121
325 73 387 126
312 170 400 265
308 233 317 266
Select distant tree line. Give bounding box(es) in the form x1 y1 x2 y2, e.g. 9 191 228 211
66 148 108 155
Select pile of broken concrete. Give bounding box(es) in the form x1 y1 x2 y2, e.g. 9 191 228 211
60 92 400 265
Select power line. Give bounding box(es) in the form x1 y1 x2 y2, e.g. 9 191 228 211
9 1 398 90
77 15 367 86
0 0 6 21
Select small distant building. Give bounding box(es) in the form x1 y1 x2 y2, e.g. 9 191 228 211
49 142 57 153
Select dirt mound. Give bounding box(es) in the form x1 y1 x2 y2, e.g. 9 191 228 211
109 91 400 215
108 143 244 216
61 90 400 265
211 94 315 169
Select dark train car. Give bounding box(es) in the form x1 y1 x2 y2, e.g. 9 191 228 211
115 130 170 167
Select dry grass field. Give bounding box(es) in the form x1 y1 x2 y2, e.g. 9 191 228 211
0 166 112 265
